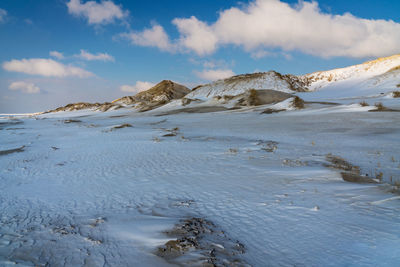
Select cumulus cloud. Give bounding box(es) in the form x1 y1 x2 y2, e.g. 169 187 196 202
0 8 7 23
2 58 93 78
129 0 400 58
172 16 218 56
50 51 65 60
120 81 155 93
66 0 128 25
76 49 115 61
9 81 40 94
121 25 175 52
195 69 235 81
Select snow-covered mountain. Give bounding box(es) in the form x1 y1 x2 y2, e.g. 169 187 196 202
186 71 308 100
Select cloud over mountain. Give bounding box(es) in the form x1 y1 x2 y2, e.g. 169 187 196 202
195 69 235 81
120 81 156 93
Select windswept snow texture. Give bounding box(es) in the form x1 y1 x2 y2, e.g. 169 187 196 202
1 103 400 266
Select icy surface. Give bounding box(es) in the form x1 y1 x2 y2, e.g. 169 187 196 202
1 102 400 266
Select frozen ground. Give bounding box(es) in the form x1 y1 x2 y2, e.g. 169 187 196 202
1 100 400 266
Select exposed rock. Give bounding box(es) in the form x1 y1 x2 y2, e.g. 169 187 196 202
156 217 249 266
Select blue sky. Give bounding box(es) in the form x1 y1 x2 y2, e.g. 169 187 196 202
0 0 399 113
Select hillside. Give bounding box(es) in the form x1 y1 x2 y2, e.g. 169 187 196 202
47 80 190 113
185 71 308 100
303 54 400 91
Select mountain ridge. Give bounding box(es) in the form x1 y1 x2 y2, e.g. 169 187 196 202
45 54 400 113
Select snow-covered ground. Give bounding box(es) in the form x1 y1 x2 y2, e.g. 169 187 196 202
1 99 400 266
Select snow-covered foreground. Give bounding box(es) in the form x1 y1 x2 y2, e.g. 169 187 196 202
1 105 400 266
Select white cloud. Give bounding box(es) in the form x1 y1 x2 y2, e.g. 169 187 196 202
76 49 115 62
2 58 94 78
9 81 40 94
195 69 235 81
172 16 218 56
0 8 7 23
129 0 400 58
210 0 400 58
121 25 175 52
66 0 128 25
50 51 65 60
120 81 155 93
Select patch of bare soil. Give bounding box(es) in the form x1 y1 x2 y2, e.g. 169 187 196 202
156 217 249 266
325 154 379 184
234 89 293 107
0 145 25 156
290 96 305 109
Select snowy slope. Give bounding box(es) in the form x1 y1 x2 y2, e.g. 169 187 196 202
303 54 400 91
186 72 307 100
